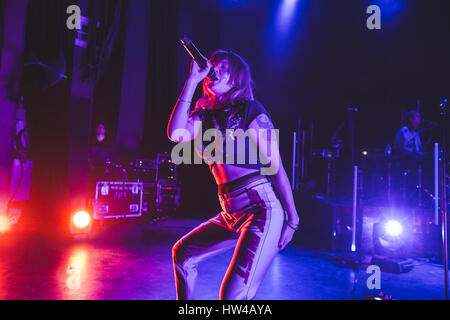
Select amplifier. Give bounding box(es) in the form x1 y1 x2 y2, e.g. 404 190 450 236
157 153 177 181
128 167 156 183
136 159 156 169
94 181 143 219
156 180 180 212
142 182 157 213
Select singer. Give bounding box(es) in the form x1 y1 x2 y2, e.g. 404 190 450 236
167 50 299 300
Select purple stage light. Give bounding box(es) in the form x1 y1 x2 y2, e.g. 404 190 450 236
275 0 299 36
370 0 406 19
384 220 403 237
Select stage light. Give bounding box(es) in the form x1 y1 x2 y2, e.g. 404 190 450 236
276 0 299 35
0 215 11 233
369 0 406 20
373 216 411 259
70 210 92 237
384 220 403 237
268 0 302 57
73 211 90 229
218 0 249 8
372 218 414 273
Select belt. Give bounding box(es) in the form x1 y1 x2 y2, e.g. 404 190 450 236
218 172 269 195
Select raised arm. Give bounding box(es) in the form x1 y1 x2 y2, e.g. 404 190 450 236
248 113 300 250
167 60 212 142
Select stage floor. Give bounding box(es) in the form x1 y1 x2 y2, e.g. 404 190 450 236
0 217 446 300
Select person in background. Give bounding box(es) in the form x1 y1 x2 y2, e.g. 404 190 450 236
394 110 424 159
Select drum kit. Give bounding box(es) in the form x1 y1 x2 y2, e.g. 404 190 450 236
290 97 449 297
358 149 442 207
303 100 449 210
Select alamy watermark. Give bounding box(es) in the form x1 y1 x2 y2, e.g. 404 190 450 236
366 265 381 290
66 265 81 290
66 5 81 30
367 5 381 30
67 4 381 31
170 121 280 176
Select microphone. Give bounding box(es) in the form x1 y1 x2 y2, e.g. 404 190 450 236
180 36 218 81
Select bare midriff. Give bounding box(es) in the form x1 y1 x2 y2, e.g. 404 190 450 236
211 162 260 185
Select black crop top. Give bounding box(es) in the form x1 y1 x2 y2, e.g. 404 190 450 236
191 99 271 171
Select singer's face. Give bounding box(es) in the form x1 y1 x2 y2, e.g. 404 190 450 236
206 59 233 96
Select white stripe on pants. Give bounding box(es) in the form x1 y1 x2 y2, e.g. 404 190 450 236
172 179 285 300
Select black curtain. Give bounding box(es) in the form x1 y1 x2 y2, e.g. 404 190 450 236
21 0 75 233
142 0 220 218
0 0 5 67
91 0 129 150
142 0 179 157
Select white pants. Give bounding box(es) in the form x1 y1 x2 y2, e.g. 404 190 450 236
172 176 285 300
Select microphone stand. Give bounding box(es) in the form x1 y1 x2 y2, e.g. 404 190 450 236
439 98 448 300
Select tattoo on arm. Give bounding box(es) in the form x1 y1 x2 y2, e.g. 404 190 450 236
256 114 275 130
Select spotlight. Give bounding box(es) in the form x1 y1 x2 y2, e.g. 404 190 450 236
374 220 407 254
70 210 92 236
272 0 301 51
372 0 406 18
372 219 414 273
384 220 403 237
276 0 299 34
0 215 11 233
73 211 90 229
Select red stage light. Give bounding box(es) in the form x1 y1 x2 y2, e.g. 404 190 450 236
72 211 91 229
0 215 11 233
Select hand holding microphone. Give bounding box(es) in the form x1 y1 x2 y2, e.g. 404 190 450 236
188 58 213 84
180 36 218 83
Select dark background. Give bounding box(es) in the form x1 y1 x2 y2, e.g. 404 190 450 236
173 0 450 217
10 0 450 225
